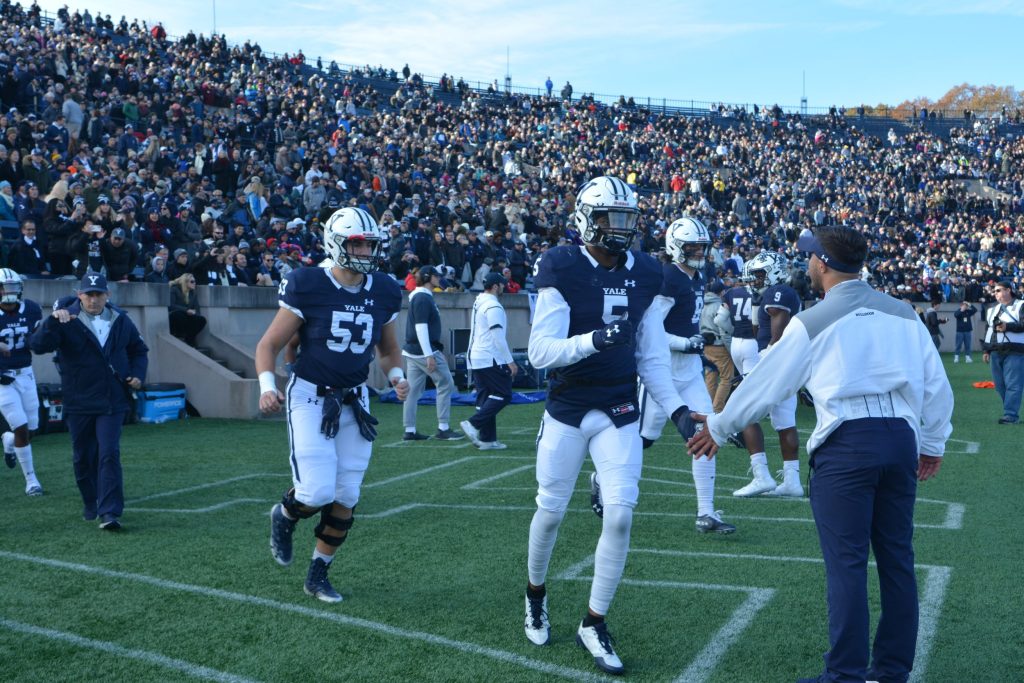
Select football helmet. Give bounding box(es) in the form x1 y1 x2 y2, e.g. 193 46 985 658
322 208 384 274
0 268 23 305
743 251 788 291
665 217 712 269
573 176 639 254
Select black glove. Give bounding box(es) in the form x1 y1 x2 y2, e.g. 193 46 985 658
684 334 705 354
320 391 344 439
592 318 635 351
671 405 698 441
350 397 379 442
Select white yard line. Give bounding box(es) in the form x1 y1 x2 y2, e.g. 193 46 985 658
127 474 283 504
0 551 610 683
461 465 536 490
0 617 261 683
363 457 477 488
128 499 265 514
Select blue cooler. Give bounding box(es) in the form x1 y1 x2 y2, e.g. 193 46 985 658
136 383 187 423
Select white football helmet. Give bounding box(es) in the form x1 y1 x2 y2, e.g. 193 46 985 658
573 176 639 253
743 251 788 291
322 208 384 274
0 268 23 305
665 216 711 269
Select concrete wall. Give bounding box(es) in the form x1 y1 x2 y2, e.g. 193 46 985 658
23 280 982 418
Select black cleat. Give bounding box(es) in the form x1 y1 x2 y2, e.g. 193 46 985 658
270 503 297 566
726 432 747 449
304 558 343 603
98 515 122 531
433 428 464 441
403 431 430 441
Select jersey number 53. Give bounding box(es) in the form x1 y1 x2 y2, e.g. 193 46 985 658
327 311 373 354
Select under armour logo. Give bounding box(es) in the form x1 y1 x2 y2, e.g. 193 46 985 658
364 299 374 306
624 280 636 287
606 325 620 338
307 398 319 405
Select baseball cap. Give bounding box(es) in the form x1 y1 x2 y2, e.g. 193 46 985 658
418 266 439 279
238 240 250 250
483 272 507 289
286 218 305 229
79 272 108 293
111 228 126 238
795 228 860 274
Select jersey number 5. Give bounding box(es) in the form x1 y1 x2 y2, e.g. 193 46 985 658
327 312 373 354
602 294 629 324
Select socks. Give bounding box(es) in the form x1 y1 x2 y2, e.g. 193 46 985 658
312 549 334 564
783 460 800 474
438 422 449 431
692 455 716 517
15 446 37 485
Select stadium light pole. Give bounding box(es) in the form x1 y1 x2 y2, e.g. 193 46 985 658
212 0 217 35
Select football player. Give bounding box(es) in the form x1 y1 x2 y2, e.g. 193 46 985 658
524 176 696 675
730 251 804 497
255 208 410 604
0 268 43 496
596 216 735 534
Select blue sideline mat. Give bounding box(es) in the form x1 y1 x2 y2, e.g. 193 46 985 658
377 388 546 405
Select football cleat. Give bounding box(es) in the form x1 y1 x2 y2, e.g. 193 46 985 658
459 420 483 447
403 431 430 441
98 514 121 530
524 593 550 646
433 428 464 441
25 484 43 497
733 473 777 497
696 511 736 535
589 472 604 519
2 431 15 469
304 558 343 603
726 431 747 450
478 441 508 450
576 620 625 675
764 470 803 497
270 503 297 566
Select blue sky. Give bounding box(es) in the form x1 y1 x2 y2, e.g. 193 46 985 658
36 0 1021 111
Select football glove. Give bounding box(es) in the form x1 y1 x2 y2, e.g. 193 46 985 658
671 405 699 441
592 318 635 351
685 334 705 353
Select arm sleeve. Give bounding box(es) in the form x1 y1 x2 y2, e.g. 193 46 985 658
636 295 684 417
487 306 514 364
414 323 433 357
714 302 732 331
707 318 811 446
917 330 954 457
527 287 597 369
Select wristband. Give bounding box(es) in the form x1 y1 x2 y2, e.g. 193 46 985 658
259 371 277 395
387 367 406 383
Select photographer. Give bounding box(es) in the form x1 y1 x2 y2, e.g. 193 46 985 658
68 216 107 278
193 242 228 286
982 281 1024 425
30 274 149 531
43 182 84 276
924 298 948 350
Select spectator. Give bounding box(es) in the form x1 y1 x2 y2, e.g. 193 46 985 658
6 220 48 276
167 248 192 281
953 301 978 363
43 181 82 276
700 280 735 413
168 273 206 347
31 273 149 531
101 228 139 282
502 267 521 293
924 299 948 350
145 256 169 284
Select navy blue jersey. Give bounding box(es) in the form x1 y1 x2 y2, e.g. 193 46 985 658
533 246 662 426
280 269 402 388
722 286 755 339
0 299 42 370
661 264 703 338
756 283 801 350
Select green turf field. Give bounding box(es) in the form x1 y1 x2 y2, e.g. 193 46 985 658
0 356 1020 682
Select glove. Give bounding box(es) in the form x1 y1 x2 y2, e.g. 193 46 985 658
671 405 699 441
685 334 705 353
320 391 344 439
592 318 635 352
350 399 379 442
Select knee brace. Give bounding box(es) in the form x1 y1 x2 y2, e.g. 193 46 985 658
281 488 322 520
314 506 355 547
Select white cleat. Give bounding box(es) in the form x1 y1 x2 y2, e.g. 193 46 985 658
733 476 777 497
459 420 484 447
576 620 624 675
478 441 508 450
764 472 803 497
524 593 550 646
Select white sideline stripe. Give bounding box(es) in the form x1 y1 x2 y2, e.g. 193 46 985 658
361 504 421 519
461 465 535 490
0 616 260 683
641 464 750 481
127 474 282 504
673 588 776 683
363 457 477 488
0 551 608 683
628 547 951 683
129 499 264 514
910 566 952 683
555 553 776 683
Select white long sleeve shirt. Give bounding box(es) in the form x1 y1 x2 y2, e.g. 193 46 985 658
468 292 513 369
707 279 954 457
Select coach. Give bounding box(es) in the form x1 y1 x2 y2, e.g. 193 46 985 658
688 226 953 683
31 273 149 530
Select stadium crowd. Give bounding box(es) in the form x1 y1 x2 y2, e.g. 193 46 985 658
0 1 1021 304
